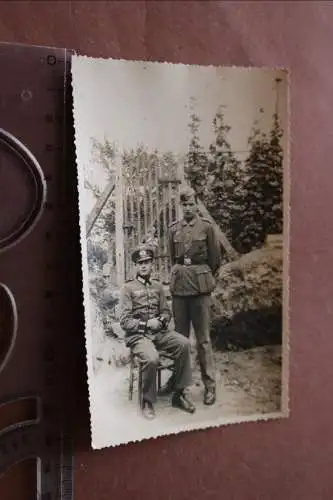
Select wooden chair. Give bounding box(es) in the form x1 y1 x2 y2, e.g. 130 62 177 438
128 353 175 409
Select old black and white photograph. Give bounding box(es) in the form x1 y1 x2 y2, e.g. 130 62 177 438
72 56 289 449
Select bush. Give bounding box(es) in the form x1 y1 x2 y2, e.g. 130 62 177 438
211 243 283 350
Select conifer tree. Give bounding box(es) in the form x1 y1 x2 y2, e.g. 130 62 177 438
206 106 247 253
184 97 209 200
240 112 284 252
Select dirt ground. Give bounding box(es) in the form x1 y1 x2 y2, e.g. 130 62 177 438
89 336 283 449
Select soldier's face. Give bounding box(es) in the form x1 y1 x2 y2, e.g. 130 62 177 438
137 259 153 277
181 196 197 219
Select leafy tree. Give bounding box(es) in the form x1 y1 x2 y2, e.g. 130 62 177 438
90 137 116 175
87 240 108 272
87 138 117 237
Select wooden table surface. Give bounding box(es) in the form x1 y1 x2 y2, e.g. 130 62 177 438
1 2 333 499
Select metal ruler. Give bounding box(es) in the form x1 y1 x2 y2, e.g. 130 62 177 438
0 42 77 500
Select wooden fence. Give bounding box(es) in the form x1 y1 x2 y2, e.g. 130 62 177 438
87 152 238 289
118 154 182 284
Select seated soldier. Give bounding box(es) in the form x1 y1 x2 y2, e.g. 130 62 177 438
120 245 196 420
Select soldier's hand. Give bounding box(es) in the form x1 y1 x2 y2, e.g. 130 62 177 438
146 318 162 331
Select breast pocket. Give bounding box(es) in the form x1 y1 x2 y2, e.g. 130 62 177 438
188 236 207 261
131 289 146 308
191 236 206 253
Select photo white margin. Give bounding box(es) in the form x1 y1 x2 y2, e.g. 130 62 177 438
71 55 291 450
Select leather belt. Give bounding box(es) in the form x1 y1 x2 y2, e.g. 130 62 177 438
176 257 192 265
176 257 207 266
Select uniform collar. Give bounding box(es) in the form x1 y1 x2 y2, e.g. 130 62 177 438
181 215 197 227
136 274 152 286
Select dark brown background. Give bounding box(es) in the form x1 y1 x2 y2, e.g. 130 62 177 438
1 1 333 499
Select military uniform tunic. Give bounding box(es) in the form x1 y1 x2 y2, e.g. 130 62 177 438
168 215 222 391
168 215 221 296
120 276 171 339
119 275 192 404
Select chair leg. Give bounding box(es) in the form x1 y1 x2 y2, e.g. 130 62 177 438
128 360 134 401
138 364 143 409
157 368 162 391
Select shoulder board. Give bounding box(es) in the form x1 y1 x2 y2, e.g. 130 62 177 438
124 278 134 284
200 217 213 224
154 278 165 283
168 219 180 229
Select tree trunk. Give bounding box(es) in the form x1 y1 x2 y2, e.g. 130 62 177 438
86 179 115 237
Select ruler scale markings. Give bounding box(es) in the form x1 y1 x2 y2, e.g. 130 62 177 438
0 44 74 500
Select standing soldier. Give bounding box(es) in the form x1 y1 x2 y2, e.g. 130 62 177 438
119 245 196 420
165 186 221 405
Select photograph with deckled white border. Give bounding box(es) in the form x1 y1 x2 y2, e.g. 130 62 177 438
71 56 290 449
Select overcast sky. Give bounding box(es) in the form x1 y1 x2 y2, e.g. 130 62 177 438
72 57 288 213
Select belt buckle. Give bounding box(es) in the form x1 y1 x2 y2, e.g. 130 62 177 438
184 257 192 266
